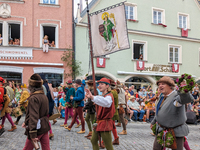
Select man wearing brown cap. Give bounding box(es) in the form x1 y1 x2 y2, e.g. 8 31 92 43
151 76 193 150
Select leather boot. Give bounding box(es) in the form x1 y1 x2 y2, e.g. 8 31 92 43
118 130 127 135
8 125 17 132
85 131 92 138
112 137 119 145
75 122 81 128
77 130 85 134
116 123 121 127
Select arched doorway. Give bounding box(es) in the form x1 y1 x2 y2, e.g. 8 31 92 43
125 76 151 90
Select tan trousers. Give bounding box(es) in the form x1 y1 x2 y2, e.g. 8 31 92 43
153 136 184 150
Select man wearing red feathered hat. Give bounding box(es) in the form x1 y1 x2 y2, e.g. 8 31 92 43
85 77 116 150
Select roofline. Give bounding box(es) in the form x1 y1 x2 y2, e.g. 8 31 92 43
80 0 99 18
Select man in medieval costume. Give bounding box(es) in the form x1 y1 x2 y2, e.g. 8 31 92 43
22 73 50 150
85 78 115 150
14 83 30 125
0 77 17 132
151 76 193 150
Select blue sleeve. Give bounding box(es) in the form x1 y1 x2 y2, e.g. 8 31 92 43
73 88 84 101
82 80 85 87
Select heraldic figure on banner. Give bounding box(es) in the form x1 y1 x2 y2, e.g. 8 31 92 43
99 12 117 51
90 2 130 57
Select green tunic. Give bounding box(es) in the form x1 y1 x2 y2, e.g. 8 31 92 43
103 19 114 42
111 90 119 121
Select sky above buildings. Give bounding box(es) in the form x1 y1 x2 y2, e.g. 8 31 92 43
74 0 92 17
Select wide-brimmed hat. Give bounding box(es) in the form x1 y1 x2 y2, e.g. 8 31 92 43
97 78 111 85
87 80 93 86
156 76 175 87
130 96 135 100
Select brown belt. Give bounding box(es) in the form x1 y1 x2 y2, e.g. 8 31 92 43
158 123 183 130
96 119 111 123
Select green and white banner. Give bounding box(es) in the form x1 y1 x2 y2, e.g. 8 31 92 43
90 2 130 57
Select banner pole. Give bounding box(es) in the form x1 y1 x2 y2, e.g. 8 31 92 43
86 0 97 96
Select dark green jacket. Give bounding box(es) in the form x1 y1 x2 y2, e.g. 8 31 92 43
65 87 75 103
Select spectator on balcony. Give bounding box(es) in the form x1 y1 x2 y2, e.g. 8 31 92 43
42 35 49 53
13 38 20 45
139 54 143 60
50 41 55 47
9 38 13 45
0 34 2 45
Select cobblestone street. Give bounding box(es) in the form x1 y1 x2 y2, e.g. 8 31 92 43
0 116 199 150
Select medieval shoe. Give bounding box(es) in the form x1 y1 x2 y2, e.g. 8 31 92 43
112 137 119 145
87 136 92 140
64 126 71 131
49 133 54 140
118 130 127 135
8 125 17 132
75 122 81 128
77 130 85 134
60 124 67 127
116 123 121 127
99 141 105 149
52 119 57 125
0 128 5 136
85 131 92 138
14 121 18 125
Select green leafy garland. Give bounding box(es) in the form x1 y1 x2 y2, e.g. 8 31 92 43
152 124 174 148
176 73 195 93
157 131 174 147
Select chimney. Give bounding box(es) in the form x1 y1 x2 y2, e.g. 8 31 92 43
76 3 82 23
80 0 83 13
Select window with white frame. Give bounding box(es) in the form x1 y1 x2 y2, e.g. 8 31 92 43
178 14 189 29
125 5 134 20
169 46 181 63
41 0 58 4
132 40 147 60
41 24 58 48
8 23 21 46
152 8 165 24
125 3 137 20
